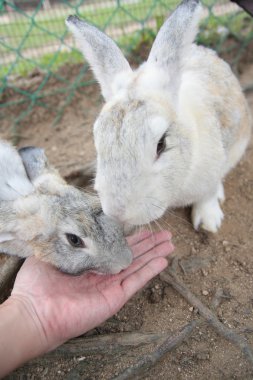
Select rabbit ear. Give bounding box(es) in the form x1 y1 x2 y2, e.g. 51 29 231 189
147 0 201 86
0 238 33 257
0 140 34 201
19 146 48 182
0 232 14 243
66 15 132 100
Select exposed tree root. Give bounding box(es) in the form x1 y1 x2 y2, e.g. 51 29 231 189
111 321 197 380
238 328 253 335
25 332 166 366
160 270 253 366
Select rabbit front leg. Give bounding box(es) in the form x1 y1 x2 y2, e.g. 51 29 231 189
191 183 225 233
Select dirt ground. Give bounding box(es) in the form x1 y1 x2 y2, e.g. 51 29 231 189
1 60 253 379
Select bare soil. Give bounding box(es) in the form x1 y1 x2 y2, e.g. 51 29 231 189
1 62 253 380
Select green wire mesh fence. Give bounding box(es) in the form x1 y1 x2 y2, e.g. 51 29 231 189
0 0 253 138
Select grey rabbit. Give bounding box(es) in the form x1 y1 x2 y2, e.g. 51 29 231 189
0 141 132 275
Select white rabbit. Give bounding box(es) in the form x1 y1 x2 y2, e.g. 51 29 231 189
66 0 251 233
0 143 132 274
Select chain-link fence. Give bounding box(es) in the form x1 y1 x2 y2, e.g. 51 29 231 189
0 0 253 138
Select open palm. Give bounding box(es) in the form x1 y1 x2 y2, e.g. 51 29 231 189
11 230 173 351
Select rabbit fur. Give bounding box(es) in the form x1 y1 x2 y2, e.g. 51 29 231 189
0 142 132 274
66 0 252 233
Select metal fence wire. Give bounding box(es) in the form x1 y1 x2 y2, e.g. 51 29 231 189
0 0 253 137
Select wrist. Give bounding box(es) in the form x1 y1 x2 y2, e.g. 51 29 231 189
0 296 49 377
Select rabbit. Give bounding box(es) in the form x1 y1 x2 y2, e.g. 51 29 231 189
66 0 252 233
0 142 132 274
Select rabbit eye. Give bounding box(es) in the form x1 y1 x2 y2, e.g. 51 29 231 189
66 233 85 248
156 133 166 157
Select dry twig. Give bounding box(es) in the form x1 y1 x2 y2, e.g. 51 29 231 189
160 270 253 365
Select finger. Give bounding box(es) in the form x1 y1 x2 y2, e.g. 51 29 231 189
126 230 152 246
121 257 168 299
131 230 172 259
86 238 174 290
119 240 174 282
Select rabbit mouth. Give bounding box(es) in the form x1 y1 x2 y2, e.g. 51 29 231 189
86 264 128 276
57 260 132 276
57 266 103 276
95 258 133 275
57 266 90 276
95 255 133 275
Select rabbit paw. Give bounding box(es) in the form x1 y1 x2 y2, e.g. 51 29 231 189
192 193 224 233
217 183 225 204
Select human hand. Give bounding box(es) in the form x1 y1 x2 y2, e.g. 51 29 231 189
10 230 174 353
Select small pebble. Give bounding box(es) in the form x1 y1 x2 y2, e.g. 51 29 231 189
202 269 208 277
202 290 209 296
189 306 194 312
77 356 86 361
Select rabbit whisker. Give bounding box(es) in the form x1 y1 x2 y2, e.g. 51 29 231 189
153 218 164 232
145 196 192 227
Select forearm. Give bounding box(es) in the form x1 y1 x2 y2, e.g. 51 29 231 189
0 297 48 378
